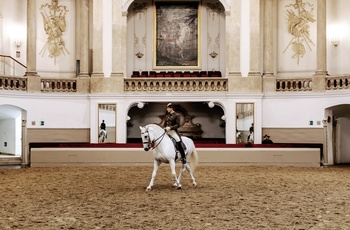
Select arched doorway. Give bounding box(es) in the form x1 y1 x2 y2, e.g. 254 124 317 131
0 105 27 166
324 104 350 165
126 102 225 144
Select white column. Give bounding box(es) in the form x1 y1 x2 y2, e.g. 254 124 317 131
226 0 241 77
312 0 327 92
111 0 126 77
91 0 104 77
314 0 327 76
248 0 261 77
79 0 89 77
25 0 37 76
262 0 275 77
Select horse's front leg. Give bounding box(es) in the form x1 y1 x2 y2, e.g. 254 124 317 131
170 160 181 189
146 160 160 191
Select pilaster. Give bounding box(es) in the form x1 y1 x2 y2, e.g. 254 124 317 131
91 0 104 77
262 0 277 93
111 0 127 82
313 0 327 92
25 0 37 77
226 0 241 79
248 0 261 78
79 0 90 78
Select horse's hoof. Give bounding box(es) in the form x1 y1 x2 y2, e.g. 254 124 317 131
146 187 151 191
193 182 197 187
177 185 182 190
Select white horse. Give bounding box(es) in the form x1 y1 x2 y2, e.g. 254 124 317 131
99 129 107 143
139 124 199 191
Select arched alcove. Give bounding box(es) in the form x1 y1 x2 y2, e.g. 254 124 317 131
126 102 225 143
0 104 27 158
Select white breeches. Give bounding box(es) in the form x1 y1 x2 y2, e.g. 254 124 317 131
167 130 181 142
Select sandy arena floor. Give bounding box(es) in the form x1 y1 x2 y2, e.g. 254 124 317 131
1 165 350 230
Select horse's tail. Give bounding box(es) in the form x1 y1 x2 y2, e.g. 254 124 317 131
189 148 199 173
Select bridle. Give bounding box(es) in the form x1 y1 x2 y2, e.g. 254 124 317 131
142 127 166 150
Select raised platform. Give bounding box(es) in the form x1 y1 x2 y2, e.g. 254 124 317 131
30 145 321 167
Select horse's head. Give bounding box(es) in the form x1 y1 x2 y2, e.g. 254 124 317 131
139 126 151 151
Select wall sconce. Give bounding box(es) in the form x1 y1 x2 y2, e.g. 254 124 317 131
137 102 144 109
135 52 144 58
14 39 23 49
209 51 218 58
331 37 339 47
208 101 215 108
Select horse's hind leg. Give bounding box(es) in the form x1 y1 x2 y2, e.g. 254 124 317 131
185 163 197 186
176 164 187 186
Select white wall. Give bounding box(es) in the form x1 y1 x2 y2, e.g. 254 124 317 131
263 92 350 128
326 0 350 75
0 94 90 129
0 0 26 75
0 119 15 154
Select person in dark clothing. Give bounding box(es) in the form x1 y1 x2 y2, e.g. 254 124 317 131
249 123 254 132
164 103 187 164
262 134 273 144
100 120 106 130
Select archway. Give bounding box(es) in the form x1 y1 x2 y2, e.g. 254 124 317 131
324 104 350 165
126 102 225 144
0 104 27 166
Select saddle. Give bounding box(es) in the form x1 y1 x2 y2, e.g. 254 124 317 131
168 135 187 160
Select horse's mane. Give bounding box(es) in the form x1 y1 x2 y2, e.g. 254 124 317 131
145 123 163 132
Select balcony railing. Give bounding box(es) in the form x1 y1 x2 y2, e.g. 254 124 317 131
41 78 77 93
0 74 350 93
326 75 350 90
124 77 228 92
276 78 312 92
0 76 26 91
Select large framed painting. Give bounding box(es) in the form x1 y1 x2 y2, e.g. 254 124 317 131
154 2 200 69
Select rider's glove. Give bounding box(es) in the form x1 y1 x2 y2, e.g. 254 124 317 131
165 126 171 131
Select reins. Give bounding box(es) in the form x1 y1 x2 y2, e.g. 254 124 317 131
148 128 166 150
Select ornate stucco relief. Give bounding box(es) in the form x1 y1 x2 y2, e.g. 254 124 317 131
133 3 147 59
39 0 69 64
283 0 316 65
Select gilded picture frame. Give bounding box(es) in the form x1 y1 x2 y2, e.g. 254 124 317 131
153 2 201 69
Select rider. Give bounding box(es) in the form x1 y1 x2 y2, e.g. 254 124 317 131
164 103 186 164
100 120 106 131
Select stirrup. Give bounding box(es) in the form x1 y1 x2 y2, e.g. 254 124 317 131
181 158 187 164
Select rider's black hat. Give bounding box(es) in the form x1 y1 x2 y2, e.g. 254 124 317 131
167 103 174 108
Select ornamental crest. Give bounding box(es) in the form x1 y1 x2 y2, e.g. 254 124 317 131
283 0 316 64
39 0 70 64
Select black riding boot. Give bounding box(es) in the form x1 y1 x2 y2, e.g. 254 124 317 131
177 142 187 164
